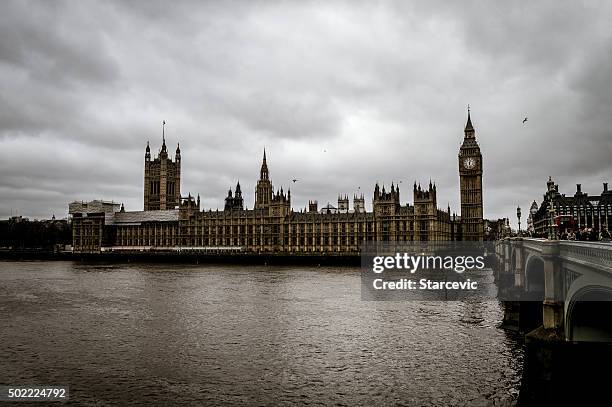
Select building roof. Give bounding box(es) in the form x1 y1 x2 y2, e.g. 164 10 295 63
69 200 120 214
289 211 375 221
111 209 179 225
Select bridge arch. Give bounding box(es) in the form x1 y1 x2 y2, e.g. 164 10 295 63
566 285 612 342
524 254 545 294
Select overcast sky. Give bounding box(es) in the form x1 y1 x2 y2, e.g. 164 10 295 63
1 1 611 227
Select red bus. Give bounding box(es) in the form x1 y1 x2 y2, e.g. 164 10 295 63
555 215 576 233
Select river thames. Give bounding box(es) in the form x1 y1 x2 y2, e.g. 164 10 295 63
0 261 523 406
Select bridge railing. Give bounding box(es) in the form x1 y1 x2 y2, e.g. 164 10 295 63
558 241 612 273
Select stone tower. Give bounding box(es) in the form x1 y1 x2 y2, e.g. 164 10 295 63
353 194 365 213
255 149 273 210
414 181 438 241
144 122 181 211
458 109 484 241
373 183 400 217
269 188 291 217
224 181 244 211
308 200 318 213
373 183 400 242
338 195 349 213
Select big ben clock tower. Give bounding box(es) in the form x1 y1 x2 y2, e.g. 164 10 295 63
458 108 484 241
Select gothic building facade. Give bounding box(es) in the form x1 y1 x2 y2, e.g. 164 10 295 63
70 112 485 253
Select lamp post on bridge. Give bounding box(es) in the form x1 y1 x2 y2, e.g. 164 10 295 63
517 206 522 236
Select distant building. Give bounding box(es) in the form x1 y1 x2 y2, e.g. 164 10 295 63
0 215 71 250
70 112 485 253
532 177 611 235
484 218 511 240
68 200 121 252
526 200 538 233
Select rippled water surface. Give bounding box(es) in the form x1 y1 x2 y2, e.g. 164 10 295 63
0 261 523 406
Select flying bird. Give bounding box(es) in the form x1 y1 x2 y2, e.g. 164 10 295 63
523 117 528 124
292 179 298 183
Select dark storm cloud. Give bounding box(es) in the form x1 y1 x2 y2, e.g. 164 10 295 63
1 0 611 228
0 2 119 85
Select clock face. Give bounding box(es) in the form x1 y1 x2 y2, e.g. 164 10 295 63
463 157 476 169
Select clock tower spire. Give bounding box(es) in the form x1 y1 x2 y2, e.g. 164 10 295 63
464 105 475 137
458 107 484 241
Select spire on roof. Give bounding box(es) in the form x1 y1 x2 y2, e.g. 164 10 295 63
260 148 269 180
161 120 167 153
465 106 474 132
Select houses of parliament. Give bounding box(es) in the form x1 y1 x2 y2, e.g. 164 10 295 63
69 112 484 253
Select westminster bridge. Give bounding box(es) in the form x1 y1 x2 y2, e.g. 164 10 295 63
494 237 612 403
495 237 612 341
